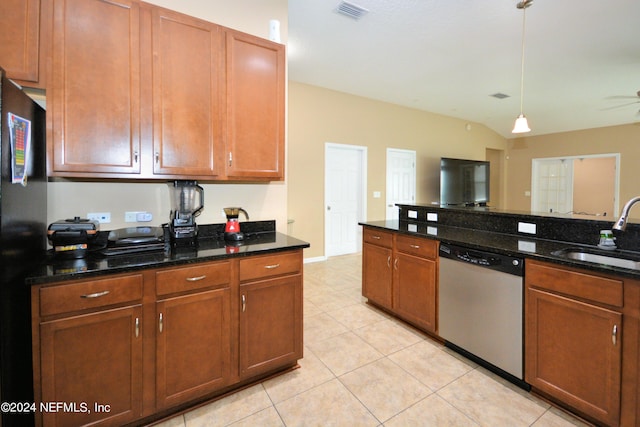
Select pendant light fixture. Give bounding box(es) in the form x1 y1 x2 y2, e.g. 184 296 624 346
512 0 533 134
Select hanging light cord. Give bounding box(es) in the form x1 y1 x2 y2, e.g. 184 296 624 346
518 1 529 115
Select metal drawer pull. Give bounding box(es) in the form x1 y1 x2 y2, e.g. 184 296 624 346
242 295 246 312
186 275 206 282
409 244 420 249
387 255 391 268
371 235 381 240
80 290 110 299
159 313 163 333
264 264 280 269
612 324 618 346
135 318 140 338
394 258 398 270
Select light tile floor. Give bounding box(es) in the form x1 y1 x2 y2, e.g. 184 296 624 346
153 253 589 427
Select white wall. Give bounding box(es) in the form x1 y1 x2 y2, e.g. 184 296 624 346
47 0 288 233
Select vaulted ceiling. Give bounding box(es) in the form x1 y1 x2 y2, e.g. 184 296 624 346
288 0 640 138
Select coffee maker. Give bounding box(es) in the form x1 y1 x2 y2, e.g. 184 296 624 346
224 207 249 241
168 181 204 243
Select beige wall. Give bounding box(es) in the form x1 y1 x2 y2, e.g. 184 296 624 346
287 82 507 259
505 123 640 215
47 0 289 234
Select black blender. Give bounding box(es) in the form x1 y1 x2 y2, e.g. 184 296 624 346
168 180 204 243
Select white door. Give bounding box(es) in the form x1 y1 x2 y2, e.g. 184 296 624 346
386 149 416 220
325 143 367 257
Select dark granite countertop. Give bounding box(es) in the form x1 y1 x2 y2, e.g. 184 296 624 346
27 226 310 286
360 219 640 280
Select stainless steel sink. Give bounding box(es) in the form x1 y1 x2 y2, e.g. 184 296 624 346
552 247 640 270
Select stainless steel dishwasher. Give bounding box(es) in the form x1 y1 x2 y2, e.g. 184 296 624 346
438 243 528 389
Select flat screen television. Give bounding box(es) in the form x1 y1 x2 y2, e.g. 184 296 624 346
440 157 490 206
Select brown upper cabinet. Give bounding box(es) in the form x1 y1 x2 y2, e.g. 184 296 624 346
225 30 285 180
0 0 46 87
41 0 285 180
150 8 225 178
48 0 142 175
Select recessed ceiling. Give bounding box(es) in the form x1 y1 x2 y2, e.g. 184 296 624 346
288 0 640 138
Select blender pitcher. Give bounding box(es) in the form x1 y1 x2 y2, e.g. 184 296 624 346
168 181 204 241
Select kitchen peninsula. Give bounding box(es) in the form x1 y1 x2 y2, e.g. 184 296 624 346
27 222 309 427
361 205 640 427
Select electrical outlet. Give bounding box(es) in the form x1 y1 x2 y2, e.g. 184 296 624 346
125 211 152 222
87 212 111 223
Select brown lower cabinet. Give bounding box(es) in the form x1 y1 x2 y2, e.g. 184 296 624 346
525 259 640 427
31 250 303 427
362 227 438 334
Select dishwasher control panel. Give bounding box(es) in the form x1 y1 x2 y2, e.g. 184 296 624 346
439 243 524 276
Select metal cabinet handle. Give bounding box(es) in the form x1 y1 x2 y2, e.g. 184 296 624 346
228 152 233 167
371 235 381 240
155 152 159 163
387 255 391 268
242 294 246 312
80 290 110 299
135 317 140 338
409 244 420 249
612 324 618 346
186 275 206 282
159 313 163 333
394 258 398 270
264 264 280 269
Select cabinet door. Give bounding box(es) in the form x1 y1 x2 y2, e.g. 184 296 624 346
0 0 41 84
39 305 143 427
362 242 393 309
393 252 437 332
239 275 302 378
225 30 285 180
49 0 141 175
151 8 224 177
156 288 231 409
526 288 622 426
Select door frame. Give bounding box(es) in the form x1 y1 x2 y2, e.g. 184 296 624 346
324 142 368 258
386 148 416 220
531 153 620 216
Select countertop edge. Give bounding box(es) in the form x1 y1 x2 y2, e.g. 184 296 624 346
26 232 310 286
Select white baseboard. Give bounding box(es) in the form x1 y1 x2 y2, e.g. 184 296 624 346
304 256 327 264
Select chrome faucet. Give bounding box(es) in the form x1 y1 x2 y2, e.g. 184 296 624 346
613 196 640 231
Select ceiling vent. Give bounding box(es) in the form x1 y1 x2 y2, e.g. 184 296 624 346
490 93 510 99
335 1 369 20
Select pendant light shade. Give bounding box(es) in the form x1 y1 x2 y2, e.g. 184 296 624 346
512 0 532 134
512 114 530 133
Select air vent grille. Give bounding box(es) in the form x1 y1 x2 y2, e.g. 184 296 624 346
335 1 369 20
490 93 510 99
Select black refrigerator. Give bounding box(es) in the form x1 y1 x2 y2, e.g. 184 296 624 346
0 67 47 427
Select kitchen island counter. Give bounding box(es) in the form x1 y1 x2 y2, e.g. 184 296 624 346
360 218 640 279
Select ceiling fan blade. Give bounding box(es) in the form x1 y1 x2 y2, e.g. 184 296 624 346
600 101 640 111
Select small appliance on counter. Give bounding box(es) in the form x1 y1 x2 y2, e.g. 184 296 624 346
101 226 165 256
168 180 204 244
47 217 100 259
224 207 249 241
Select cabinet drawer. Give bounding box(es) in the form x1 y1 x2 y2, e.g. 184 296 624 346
395 234 437 259
240 251 301 282
526 260 623 307
156 261 231 296
40 274 143 317
363 228 393 248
